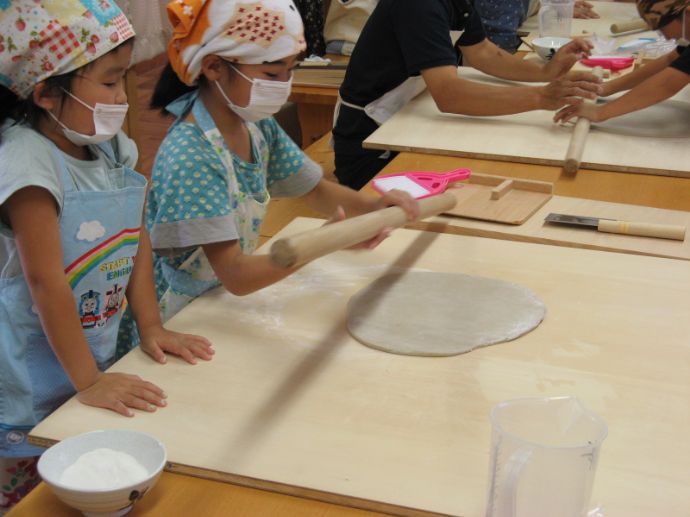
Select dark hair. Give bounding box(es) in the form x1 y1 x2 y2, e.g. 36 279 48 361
151 63 201 114
0 72 76 144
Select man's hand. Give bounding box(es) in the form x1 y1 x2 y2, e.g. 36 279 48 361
539 71 602 110
544 38 593 79
574 0 600 19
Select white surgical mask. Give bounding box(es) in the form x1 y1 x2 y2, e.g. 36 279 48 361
48 89 128 146
215 64 292 122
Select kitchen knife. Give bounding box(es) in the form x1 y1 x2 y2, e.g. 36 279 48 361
544 213 686 241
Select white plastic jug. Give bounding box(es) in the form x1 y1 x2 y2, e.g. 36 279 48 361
538 0 575 38
486 396 607 517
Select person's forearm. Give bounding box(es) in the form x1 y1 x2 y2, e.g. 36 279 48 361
204 242 299 296
603 52 679 96
9 188 100 391
124 229 163 331
302 179 378 217
463 40 548 82
431 75 542 115
599 68 689 120
28 274 100 390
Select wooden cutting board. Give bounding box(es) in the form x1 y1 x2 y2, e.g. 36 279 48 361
446 173 553 225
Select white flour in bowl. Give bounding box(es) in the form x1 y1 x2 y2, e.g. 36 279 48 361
59 448 149 490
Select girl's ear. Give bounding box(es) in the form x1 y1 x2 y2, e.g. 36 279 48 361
200 55 225 82
32 82 59 111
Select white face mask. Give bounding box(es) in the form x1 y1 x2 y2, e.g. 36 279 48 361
215 64 292 122
48 89 128 146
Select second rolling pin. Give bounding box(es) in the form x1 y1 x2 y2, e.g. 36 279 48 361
270 191 457 268
610 19 647 34
564 66 604 174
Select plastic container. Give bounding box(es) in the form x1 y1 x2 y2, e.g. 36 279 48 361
539 0 574 38
486 396 607 517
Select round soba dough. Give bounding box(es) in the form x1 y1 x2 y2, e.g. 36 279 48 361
347 271 545 357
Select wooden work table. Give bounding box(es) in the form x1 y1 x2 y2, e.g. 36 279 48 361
9 142 690 517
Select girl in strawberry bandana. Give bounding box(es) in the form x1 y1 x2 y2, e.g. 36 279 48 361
0 2 214 511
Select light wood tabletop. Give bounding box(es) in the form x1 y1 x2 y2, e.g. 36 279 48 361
9 139 690 517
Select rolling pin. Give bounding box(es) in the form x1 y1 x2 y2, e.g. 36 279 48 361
610 19 647 34
270 191 457 268
564 66 604 174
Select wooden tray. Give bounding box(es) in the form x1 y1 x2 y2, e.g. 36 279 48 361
446 173 553 224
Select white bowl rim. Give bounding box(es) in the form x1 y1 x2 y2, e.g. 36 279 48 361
532 36 572 47
38 429 167 494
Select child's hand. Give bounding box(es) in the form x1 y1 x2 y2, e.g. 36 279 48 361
76 372 167 417
553 102 603 124
327 206 393 250
373 189 420 220
139 325 215 365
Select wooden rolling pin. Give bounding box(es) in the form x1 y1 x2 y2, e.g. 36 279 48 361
564 67 604 174
610 19 647 34
270 192 457 268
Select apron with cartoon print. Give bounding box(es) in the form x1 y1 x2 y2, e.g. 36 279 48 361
0 141 145 457
157 95 270 321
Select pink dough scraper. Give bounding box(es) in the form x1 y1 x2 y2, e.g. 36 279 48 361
372 168 471 199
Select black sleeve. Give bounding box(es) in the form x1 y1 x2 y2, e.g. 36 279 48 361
392 0 459 75
670 45 690 76
457 8 486 47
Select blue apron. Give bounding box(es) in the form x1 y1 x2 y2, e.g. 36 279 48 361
155 94 270 321
0 141 146 457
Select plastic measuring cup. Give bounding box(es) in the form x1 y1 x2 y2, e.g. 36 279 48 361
539 0 575 38
486 396 607 517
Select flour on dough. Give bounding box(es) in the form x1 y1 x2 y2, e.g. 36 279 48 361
347 271 545 357
593 100 690 138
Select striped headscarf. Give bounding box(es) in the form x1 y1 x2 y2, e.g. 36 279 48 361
167 0 306 86
0 0 135 99
636 0 690 29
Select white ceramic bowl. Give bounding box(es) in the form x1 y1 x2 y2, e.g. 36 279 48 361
38 430 166 517
532 36 571 61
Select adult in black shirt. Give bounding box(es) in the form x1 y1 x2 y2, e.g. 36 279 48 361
333 0 602 190
555 0 690 124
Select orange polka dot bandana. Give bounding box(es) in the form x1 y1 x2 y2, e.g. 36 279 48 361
167 0 306 86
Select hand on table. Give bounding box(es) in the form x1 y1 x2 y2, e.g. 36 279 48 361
76 372 167 417
539 71 602 110
574 0 599 19
139 324 215 365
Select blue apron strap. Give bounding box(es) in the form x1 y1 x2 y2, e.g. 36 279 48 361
93 140 120 168
191 96 220 134
48 145 73 194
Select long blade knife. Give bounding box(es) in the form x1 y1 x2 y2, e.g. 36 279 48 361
544 213 686 241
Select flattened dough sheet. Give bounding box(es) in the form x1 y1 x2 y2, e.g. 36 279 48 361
347 271 546 356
